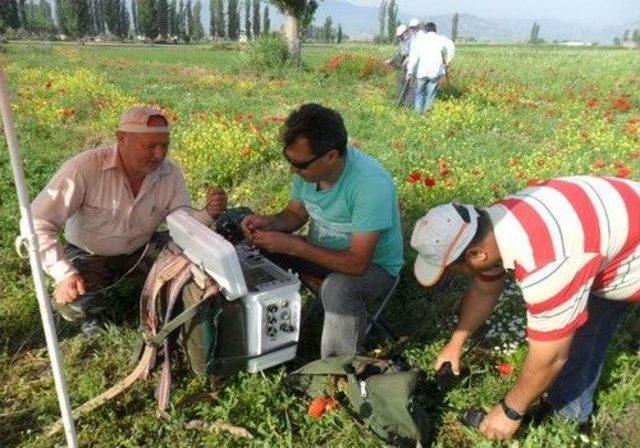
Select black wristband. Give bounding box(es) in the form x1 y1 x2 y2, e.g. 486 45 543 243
501 400 524 421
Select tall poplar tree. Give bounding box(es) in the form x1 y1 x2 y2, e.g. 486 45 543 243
243 0 250 38
252 0 260 37
227 0 239 39
262 4 269 33
213 0 224 38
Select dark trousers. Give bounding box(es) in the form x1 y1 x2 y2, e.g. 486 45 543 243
53 232 170 321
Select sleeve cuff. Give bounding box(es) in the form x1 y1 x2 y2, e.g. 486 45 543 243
191 209 214 228
48 260 79 284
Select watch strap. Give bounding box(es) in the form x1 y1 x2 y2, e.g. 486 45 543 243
501 400 523 421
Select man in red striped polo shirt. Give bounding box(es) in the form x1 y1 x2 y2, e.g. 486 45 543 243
410 175 639 440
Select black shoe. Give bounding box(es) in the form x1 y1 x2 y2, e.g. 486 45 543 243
525 399 554 426
578 418 593 435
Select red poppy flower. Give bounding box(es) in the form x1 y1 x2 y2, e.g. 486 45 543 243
616 166 632 178
585 98 600 108
592 160 606 169
45 81 53 89
497 362 514 378
238 146 251 157
610 96 631 113
439 167 450 176
527 178 540 186
307 397 338 418
424 176 436 187
407 170 422 184
307 397 326 418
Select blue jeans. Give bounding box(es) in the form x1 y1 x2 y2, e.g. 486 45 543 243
414 77 439 113
546 294 632 423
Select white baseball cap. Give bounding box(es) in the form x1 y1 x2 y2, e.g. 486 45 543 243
408 18 420 28
396 24 408 37
410 203 479 287
118 106 169 133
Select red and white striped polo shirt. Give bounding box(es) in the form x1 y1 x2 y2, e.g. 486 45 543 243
484 176 640 341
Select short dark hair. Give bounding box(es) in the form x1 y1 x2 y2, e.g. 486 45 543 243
452 207 491 264
148 114 168 127
425 22 436 32
281 103 348 156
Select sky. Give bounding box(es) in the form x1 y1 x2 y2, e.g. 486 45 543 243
346 0 640 26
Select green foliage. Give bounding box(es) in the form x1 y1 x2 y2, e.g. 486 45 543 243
0 43 638 447
262 4 269 33
529 21 541 44
452 12 459 42
386 0 398 44
227 0 239 39
190 0 205 41
0 0 21 30
241 33 290 72
322 53 392 79
252 0 260 37
137 0 159 39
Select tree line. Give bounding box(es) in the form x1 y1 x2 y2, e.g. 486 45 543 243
0 0 272 42
613 28 640 46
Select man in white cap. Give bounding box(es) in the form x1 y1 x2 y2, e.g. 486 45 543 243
29 106 227 335
411 176 639 440
406 22 455 113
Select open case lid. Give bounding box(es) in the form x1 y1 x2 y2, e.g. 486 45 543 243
167 210 248 300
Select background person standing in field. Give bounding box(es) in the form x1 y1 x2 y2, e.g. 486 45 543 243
406 22 455 113
410 176 640 440
241 103 404 358
28 106 227 336
386 24 414 107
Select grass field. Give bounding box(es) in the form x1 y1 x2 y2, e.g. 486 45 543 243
0 41 639 447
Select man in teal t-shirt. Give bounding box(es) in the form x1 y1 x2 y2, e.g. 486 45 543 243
241 103 403 358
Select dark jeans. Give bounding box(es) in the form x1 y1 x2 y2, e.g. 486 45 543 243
265 253 397 359
53 232 170 321
546 294 633 423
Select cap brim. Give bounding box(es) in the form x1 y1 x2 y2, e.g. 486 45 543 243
414 255 444 287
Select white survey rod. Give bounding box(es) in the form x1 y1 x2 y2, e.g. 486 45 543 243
0 69 78 447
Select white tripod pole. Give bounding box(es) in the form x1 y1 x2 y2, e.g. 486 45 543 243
0 69 78 447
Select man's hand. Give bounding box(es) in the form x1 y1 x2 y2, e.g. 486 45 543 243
205 186 228 218
54 274 87 304
479 403 522 440
241 214 275 240
434 339 464 375
250 230 301 254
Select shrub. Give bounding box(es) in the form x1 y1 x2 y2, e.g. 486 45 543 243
321 53 391 79
241 34 290 73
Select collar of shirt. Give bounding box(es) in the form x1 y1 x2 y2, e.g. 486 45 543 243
485 204 516 270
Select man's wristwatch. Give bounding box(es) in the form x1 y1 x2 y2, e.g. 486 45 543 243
501 400 524 421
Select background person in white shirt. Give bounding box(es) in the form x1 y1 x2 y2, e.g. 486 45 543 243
29 106 227 335
406 22 455 113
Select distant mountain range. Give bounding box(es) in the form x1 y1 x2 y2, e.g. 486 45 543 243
308 0 638 43
157 0 638 43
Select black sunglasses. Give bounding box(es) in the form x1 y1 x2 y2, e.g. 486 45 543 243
282 149 328 170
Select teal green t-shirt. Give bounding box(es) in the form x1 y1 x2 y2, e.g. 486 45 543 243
291 147 404 276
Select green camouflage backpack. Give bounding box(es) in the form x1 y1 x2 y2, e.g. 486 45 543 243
286 356 432 447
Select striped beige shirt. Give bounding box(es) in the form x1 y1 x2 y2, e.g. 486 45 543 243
30 146 208 283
